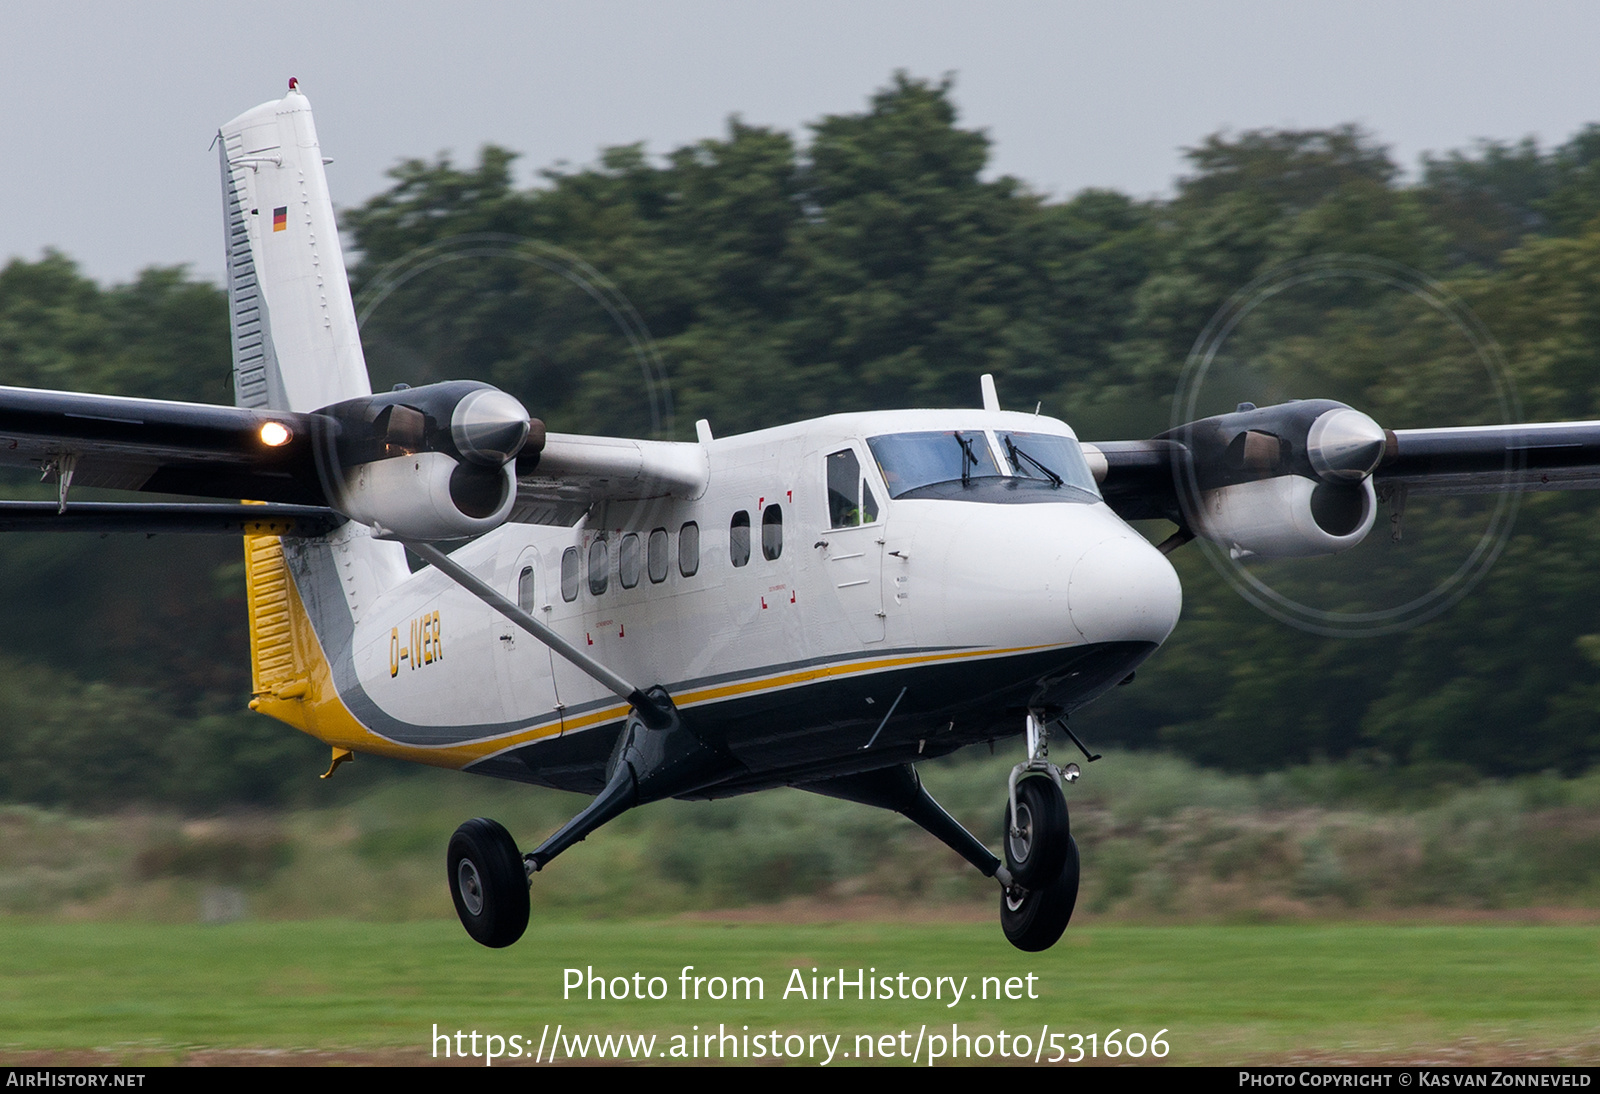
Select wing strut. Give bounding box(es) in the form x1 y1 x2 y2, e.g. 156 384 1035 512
403 540 741 872
404 540 651 711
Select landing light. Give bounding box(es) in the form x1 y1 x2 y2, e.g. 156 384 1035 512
259 421 292 447
1063 763 1081 783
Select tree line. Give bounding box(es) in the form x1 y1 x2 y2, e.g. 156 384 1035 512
2 73 1599 807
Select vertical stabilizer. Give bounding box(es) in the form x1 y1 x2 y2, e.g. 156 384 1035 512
225 88 412 718
218 84 371 412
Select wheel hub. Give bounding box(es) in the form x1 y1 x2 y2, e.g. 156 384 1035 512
1008 803 1036 865
457 859 485 916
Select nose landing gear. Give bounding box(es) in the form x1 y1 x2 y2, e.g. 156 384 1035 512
997 711 1084 950
1004 775 1070 887
1002 835 1081 951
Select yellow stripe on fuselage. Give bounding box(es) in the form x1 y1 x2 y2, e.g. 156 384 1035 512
243 532 1062 769
243 532 550 770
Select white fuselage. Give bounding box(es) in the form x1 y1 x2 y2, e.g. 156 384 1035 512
321 408 1182 792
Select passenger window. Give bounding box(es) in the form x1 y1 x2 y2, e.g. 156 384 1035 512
517 565 535 613
560 547 579 602
679 522 700 577
619 533 641 589
761 504 782 560
647 528 669 583
730 511 751 568
827 449 880 528
588 538 609 596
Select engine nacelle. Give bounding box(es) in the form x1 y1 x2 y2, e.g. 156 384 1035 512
1191 474 1377 558
340 452 516 541
309 379 538 541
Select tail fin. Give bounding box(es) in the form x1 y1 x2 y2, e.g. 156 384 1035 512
225 87 411 739
218 83 371 412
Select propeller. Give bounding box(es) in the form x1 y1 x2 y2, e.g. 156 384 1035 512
346 233 683 533
305 379 541 541
1168 254 1520 637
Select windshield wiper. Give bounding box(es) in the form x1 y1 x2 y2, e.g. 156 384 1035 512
1005 438 1063 488
954 432 980 487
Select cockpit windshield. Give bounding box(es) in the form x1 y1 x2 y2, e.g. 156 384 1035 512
997 431 1100 494
865 429 1101 504
866 431 1000 498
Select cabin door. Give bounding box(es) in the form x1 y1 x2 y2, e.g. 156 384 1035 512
817 445 886 644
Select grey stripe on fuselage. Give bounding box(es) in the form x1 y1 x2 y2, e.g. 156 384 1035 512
281 534 978 749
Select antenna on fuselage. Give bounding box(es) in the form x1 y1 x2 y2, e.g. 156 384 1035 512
980 374 1000 412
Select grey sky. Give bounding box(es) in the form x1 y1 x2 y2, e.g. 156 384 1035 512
3 1 1597 285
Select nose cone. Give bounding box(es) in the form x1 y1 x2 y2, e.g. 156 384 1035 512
1307 407 1386 482
1067 536 1182 645
451 388 532 466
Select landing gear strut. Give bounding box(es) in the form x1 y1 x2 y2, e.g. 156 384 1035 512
410 539 737 949
996 710 1083 950
802 709 1086 953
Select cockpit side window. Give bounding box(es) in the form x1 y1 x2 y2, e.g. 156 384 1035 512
826 448 880 528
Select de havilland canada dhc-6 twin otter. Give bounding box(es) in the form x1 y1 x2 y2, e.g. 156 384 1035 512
5 84 1600 952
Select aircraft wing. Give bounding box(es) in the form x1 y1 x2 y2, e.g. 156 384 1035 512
511 432 709 526
0 500 341 535
1082 440 1188 524
0 384 710 535
0 385 325 504
1086 409 1600 541
0 384 346 534
1377 421 1600 495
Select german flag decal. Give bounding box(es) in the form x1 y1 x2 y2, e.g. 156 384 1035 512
272 207 288 232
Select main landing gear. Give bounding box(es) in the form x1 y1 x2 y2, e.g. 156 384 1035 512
447 818 530 948
445 687 740 950
443 707 1088 954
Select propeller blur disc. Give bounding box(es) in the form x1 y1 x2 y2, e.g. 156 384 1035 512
1172 254 1520 637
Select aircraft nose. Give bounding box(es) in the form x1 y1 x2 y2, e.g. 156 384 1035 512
1066 535 1182 645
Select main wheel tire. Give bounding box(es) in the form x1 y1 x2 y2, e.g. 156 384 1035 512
447 817 530 949
1003 777 1069 888
1000 835 1080 952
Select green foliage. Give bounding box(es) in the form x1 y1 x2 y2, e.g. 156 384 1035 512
4 74 1600 809
0 253 230 401
6 753 1600 923
0 654 325 811
346 73 1156 439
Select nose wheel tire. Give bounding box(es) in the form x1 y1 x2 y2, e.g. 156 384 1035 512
1004 776 1069 888
448 817 530 948
1001 835 1080 952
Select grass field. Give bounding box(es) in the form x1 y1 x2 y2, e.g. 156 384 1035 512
2 919 1596 1065
4 754 1598 1065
